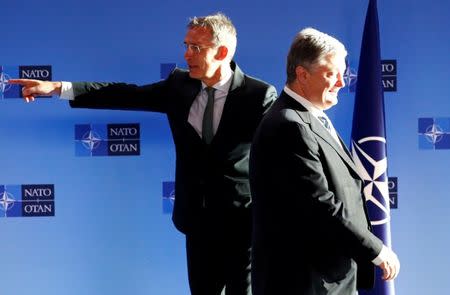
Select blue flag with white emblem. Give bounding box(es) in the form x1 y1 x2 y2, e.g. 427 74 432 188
351 0 395 294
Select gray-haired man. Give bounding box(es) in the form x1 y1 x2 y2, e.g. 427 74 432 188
250 28 399 295
11 13 277 295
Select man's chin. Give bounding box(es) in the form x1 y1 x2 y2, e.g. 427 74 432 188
323 97 338 110
188 71 200 79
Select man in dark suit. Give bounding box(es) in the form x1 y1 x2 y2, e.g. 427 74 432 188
249 28 399 295
10 13 276 295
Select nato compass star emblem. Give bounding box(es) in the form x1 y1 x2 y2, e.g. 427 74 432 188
81 130 102 152
162 181 176 214
418 118 450 149
0 71 12 97
343 65 357 92
351 136 390 225
0 191 15 214
168 189 175 204
423 123 444 144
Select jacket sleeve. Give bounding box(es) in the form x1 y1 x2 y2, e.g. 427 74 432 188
69 70 180 113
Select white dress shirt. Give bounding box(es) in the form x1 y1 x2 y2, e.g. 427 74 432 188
188 69 233 138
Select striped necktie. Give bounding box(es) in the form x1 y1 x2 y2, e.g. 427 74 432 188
318 116 331 131
317 115 343 148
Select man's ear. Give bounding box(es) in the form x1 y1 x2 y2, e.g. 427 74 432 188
214 46 229 61
295 65 309 83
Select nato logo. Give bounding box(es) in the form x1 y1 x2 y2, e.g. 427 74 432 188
352 136 391 225
343 61 358 92
0 67 13 97
0 65 52 99
0 66 18 99
388 177 398 209
0 184 55 218
418 117 450 149
162 181 175 214
75 123 140 156
343 60 397 92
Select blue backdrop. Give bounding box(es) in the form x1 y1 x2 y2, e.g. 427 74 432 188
1 0 450 294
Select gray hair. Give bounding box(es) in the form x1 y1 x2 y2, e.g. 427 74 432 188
188 12 237 59
286 27 347 84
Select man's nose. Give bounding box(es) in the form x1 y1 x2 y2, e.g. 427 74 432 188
336 72 345 88
184 49 192 60
184 47 195 60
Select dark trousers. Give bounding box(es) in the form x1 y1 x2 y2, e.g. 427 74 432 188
185 210 252 295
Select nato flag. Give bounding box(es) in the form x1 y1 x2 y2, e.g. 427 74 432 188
351 1 396 294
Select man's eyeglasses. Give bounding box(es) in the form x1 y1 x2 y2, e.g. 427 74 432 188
183 43 216 54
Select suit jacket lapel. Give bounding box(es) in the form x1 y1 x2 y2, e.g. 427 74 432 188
337 133 354 160
211 61 245 144
280 92 364 181
181 75 202 141
308 116 363 180
183 78 202 120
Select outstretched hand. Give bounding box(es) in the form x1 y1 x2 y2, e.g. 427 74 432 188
8 79 62 102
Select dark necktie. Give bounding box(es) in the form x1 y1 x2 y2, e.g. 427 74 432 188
202 87 215 144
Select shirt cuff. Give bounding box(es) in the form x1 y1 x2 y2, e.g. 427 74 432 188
372 245 389 266
60 81 74 100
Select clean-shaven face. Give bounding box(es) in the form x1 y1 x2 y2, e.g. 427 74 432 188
183 26 221 85
303 53 346 110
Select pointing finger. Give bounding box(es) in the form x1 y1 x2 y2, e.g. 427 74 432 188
8 79 39 86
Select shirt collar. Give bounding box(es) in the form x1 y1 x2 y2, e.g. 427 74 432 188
283 85 327 119
201 67 233 94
